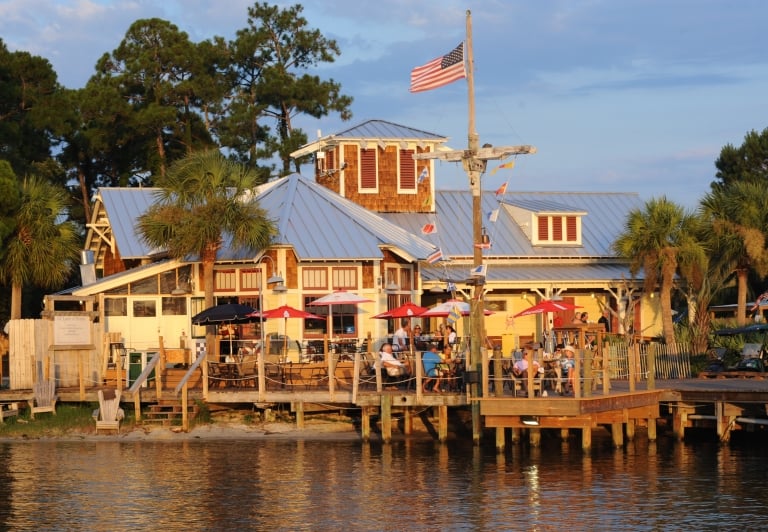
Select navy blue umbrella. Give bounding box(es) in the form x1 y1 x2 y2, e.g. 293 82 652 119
191 303 258 325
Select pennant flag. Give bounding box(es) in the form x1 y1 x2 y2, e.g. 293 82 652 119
751 290 768 311
410 42 466 93
470 264 487 277
446 281 457 293
495 182 508 196
418 167 429 183
447 305 462 326
427 248 443 264
490 160 515 176
474 242 491 249
421 223 437 235
487 208 499 223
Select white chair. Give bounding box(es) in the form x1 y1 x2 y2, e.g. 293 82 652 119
92 389 125 434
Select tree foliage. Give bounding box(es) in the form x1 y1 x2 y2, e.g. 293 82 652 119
711 127 768 191
614 197 705 343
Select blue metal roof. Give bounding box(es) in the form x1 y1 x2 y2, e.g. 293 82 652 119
421 263 634 283
95 175 438 263
382 190 643 259
330 119 447 141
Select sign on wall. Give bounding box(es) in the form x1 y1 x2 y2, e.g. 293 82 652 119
53 315 92 345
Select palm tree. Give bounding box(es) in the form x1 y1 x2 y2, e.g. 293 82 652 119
613 197 704 343
700 181 768 325
0 176 81 319
137 150 275 356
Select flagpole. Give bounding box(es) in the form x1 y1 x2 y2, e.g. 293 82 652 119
464 9 486 443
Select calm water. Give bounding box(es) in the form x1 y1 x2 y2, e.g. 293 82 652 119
1 432 767 531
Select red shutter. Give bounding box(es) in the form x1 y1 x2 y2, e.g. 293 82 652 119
399 149 416 189
566 216 577 241
326 149 335 171
360 149 377 189
552 216 563 240
537 216 549 240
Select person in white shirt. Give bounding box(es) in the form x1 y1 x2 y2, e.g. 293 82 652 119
392 319 410 352
379 343 411 390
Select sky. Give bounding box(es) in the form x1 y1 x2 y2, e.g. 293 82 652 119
2 0 767 209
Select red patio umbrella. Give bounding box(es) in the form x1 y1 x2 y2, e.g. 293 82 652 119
513 299 581 318
248 305 323 356
372 301 428 319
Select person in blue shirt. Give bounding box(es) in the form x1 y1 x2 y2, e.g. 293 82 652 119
422 344 443 392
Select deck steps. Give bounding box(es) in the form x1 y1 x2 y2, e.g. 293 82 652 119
142 400 198 426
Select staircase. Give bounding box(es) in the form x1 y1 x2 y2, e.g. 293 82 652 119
143 399 199 426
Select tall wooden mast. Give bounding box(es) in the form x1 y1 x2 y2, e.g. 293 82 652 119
415 10 536 443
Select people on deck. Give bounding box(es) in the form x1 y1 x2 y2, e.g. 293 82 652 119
561 345 577 394
598 309 611 333
422 344 443 392
393 318 410 352
379 343 411 390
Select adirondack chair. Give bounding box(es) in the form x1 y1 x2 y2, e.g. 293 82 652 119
92 389 125 434
28 379 57 419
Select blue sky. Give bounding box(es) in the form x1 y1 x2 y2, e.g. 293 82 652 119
2 0 766 209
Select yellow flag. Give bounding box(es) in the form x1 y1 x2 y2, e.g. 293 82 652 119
490 160 515 176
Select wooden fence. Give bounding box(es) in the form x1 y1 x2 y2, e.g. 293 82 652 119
606 342 692 380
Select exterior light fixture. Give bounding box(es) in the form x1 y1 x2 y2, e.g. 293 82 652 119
521 415 540 426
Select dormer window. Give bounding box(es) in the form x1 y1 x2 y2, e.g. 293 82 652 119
535 214 581 245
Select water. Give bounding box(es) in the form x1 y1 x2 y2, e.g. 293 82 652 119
1 432 768 530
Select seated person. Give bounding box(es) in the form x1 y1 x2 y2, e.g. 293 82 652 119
413 325 428 350
561 345 577 393
422 344 443 392
512 350 541 394
379 343 411 389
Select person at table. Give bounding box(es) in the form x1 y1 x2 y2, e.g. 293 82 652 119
413 325 428 351
422 344 443 393
434 323 446 350
392 319 411 353
379 343 411 389
561 345 577 394
512 349 541 395
445 324 458 348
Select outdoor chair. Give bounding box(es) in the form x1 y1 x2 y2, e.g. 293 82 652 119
29 379 57 419
236 358 257 387
92 389 125 434
207 361 223 389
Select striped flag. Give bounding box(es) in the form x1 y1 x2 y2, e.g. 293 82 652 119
490 160 515 176
427 248 443 264
421 223 437 235
418 167 429 183
447 305 462 326
410 43 466 93
495 182 507 196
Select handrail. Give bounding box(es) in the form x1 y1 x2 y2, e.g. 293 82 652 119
174 351 206 395
128 352 161 394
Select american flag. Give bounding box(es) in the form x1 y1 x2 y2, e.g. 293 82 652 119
410 43 466 93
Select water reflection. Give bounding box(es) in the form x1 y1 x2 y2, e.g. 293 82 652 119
0 433 767 530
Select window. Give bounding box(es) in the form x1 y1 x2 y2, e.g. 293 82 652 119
332 267 357 290
399 149 416 190
162 297 187 316
360 148 377 190
133 300 156 317
303 296 357 337
215 269 236 291
240 268 260 291
130 276 158 295
303 268 328 290
104 298 127 316
534 215 581 245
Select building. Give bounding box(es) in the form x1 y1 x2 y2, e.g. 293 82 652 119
70 120 659 357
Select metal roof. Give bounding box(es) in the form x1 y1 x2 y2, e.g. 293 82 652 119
330 119 447 141
421 263 635 284
98 188 159 258
382 190 643 259
94 174 438 264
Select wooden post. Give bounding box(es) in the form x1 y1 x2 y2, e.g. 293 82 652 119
626 418 635 440
611 423 623 447
78 352 85 401
529 427 541 447
647 346 656 390
202 357 209 400
495 427 505 452
438 405 448 443
361 406 371 442
181 381 189 432
582 426 592 450
415 351 423 402
573 349 581 398
403 407 412 435
511 427 520 443
493 357 503 397
583 348 592 397
328 348 336 402
381 395 392 443
296 401 305 429
352 351 360 404
628 344 638 392
133 389 141 421
602 342 611 394
647 416 657 441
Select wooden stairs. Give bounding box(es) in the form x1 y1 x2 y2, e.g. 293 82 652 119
142 399 199 426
